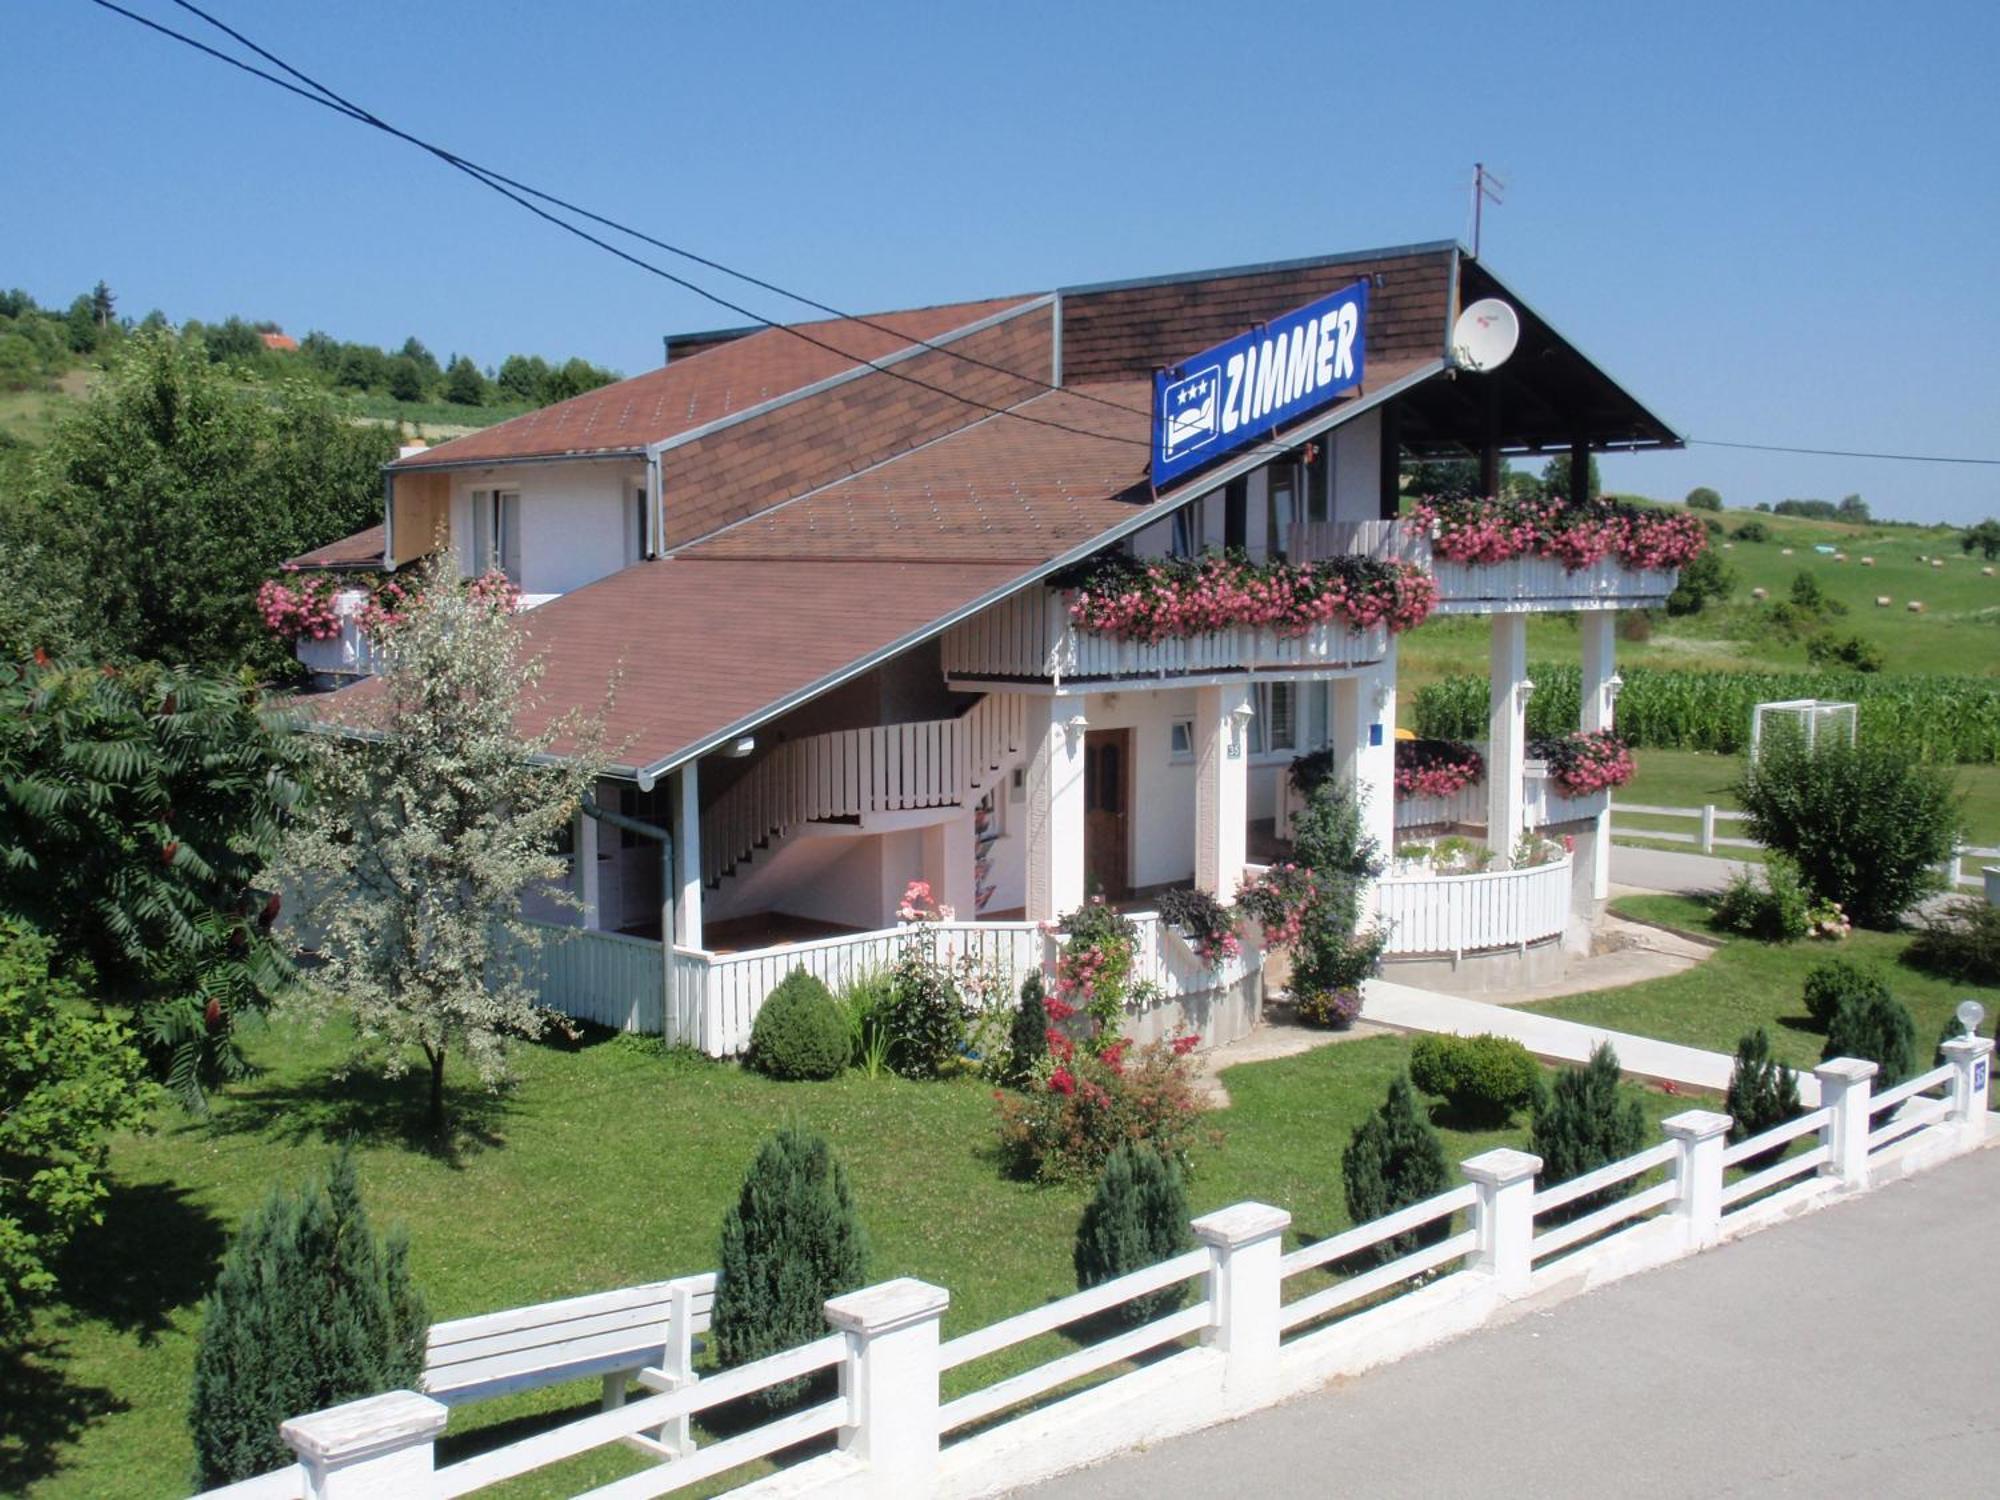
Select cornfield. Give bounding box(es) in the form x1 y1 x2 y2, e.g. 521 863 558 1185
1411 666 2000 764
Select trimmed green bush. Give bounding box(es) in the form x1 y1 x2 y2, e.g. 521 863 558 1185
1737 738 1960 929
1072 1142 1193 1326
1007 971 1049 1087
1407 1033 1542 1126
1712 854 1812 943
188 1150 427 1489
1801 957 1890 1029
1725 1029 1802 1169
1822 989 1918 1088
712 1126 868 1409
1341 1076 1450 1263
748 968 849 1080
1904 898 2000 986
1529 1044 1647 1218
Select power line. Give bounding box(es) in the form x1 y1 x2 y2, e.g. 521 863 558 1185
85 0 1171 456
1689 438 2000 467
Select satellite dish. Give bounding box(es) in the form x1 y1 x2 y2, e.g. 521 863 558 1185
1452 298 1520 373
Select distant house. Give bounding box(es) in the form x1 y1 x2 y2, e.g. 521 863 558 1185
275 239 1693 1051
260 330 299 353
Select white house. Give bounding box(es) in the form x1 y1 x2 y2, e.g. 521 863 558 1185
282 241 1692 1051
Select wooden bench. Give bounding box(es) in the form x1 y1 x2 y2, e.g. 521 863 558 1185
424 1272 716 1456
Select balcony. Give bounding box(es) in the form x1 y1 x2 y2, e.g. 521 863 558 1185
940 586 1389 687
293 588 380 680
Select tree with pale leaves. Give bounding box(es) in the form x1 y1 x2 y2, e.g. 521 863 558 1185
278 554 607 1137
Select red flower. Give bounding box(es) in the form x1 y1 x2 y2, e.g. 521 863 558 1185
1049 1067 1076 1096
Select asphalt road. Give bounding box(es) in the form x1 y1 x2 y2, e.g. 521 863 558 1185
1022 1148 2000 1499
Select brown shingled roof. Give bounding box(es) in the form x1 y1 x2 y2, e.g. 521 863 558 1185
394 296 1033 469
285 524 385 571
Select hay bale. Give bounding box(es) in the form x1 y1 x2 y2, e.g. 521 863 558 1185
1834 552 1848 562
1876 595 1893 607
1861 556 1875 565
1907 600 1925 613
1931 558 1945 569
1750 586 1769 601
1781 547 1794 556
1985 566 1996 577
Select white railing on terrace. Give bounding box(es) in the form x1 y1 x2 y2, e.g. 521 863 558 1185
1375 854 1571 959
700 692 1025 885
211 1040 1994 1500
1428 555 1679 614
524 910 1257 1059
1285 518 1433 566
292 587 380 679
940 585 1390 684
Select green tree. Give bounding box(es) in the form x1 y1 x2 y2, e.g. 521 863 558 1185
1960 519 2000 561
712 1126 867 1409
1539 452 1602 502
277 555 604 1136
63 295 98 355
1685 486 1723 511
188 1150 428 1489
1665 548 1734 616
0 659 303 1098
541 356 618 403
90 280 115 329
396 337 440 384
23 332 394 669
496 352 551 403
0 920 155 1335
1822 989 1917 1087
1724 1028 1801 1168
1341 1075 1449 1262
443 354 489 406
1530 1044 1645 1216
1073 1142 1192 1325
1736 736 1960 929
386 355 427 403
1402 457 1481 501
1836 493 1870 522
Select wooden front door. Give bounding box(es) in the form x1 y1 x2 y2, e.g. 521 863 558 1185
1084 729 1132 902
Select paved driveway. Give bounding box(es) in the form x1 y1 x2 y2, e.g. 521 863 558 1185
1022 1149 2000 1499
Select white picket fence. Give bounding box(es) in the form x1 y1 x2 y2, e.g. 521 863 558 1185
939 586 1389 684
525 912 1255 1059
1610 801 2000 891
701 693 1025 886
1374 855 1572 959
202 1039 1996 1500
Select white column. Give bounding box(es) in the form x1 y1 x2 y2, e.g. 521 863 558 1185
1354 645 1397 865
674 764 702 949
1486 614 1530 867
923 811 976 921
281 1391 447 1500
1941 1036 1994 1147
1462 1146 1541 1296
1191 1201 1291 1402
1815 1057 1878 1190
1662 1108 1732 1250
825 1278 949 1497
1579 610 1618 900
1025 692 1087 921
1195 682 1250 900
574 806 600 930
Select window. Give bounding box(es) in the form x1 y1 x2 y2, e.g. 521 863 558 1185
470 489 521 582
627 487 648 565
1253 682 1296 756
1267 462 1301 561
1224 477 1248 552
1169 718 1194 760
1170 501 1201 559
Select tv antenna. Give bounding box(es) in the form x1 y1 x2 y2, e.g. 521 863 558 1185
1470 163 1506 257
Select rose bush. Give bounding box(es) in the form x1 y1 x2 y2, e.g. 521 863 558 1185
994 1034 1208 1183
1394 738 1484 799
1063 552 1436 643
1411 494 1707 573
1532 729 1636 796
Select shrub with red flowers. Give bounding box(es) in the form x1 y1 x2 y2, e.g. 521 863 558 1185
1233 862 1319 949
1411 494 1707 573
1394 738 1485 799
994 1034 1210 1183
1043 899 1151 1057
255 573 347 642
1061 551 1436 643
1152 886 1241 967
1531 729 1637 796
257 568 519 646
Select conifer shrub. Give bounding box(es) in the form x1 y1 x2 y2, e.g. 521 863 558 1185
1407 1033 1542 1126
1006 971 1049 1087
1822 988 1918 1087
1800 957 1890 1030
1341 1076 1450 1263
1529 1044 1647 1218
1725 1028 1803 1169
187 1150 427 1489
747 968 849 1081
712 1126 867 1409
1072 1142 1193 1326
1904 898 2000 987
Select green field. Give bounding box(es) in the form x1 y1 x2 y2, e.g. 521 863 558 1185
8 1018 1694 1499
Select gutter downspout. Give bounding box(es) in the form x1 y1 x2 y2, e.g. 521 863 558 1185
644 441 668 558
381 467 397 570
581 794 678 1031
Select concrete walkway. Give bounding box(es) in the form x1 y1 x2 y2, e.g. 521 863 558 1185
1360 976 1820 1106
1024 1147 2000 1500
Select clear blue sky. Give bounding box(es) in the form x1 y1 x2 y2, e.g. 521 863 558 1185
4 0 1996 522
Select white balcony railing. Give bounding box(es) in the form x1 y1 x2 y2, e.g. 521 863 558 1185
293 587 380 679
1427 555 1678 614
1375 854 1572 959
941 586 1390 685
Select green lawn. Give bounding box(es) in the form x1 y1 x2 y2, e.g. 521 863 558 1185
7 1018 1695 1498
1532 893 2000 1073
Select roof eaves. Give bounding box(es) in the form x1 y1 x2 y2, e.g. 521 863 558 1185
1057 239 1462 299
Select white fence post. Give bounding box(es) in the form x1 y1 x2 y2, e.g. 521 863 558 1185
825 1277 950 1498
644 1274 704 1457
1462 1148 1541 1296
1815 1057 1878 1190
1699 804 1717 855
1662 1109 1732 1250
280 1390 447 1500
1941 1035 1994 1146
1190 1201 1291 1400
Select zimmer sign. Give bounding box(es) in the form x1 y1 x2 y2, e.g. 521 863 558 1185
1152 281 1368 487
